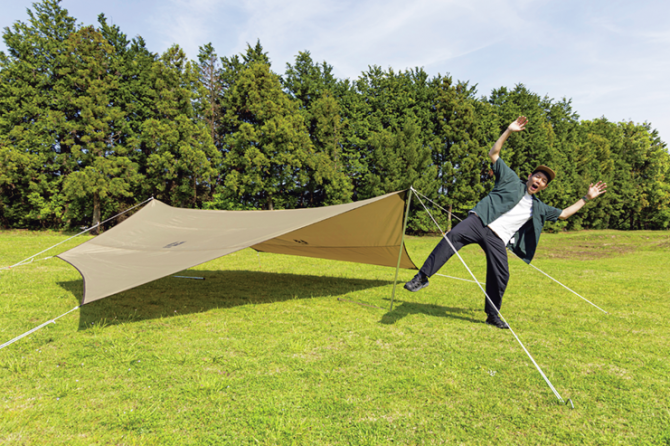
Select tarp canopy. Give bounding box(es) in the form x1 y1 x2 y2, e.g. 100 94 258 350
58 190 417 305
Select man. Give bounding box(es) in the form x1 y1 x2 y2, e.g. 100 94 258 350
404 116 607 329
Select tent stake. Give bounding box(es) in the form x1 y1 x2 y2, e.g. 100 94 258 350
389 189 413 312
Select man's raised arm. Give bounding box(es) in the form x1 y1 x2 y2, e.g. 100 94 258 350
558 181 608 220
489 116 528 163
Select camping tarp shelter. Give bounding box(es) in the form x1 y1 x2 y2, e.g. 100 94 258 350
58 190 417 305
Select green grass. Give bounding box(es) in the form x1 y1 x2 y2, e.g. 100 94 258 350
1 229 669 445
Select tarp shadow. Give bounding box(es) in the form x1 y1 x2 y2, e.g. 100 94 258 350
57 270 392 331
380 299 482 325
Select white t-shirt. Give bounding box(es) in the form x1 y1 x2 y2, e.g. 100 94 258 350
487 193 533 246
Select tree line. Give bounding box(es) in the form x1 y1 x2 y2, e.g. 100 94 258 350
1 0 669 234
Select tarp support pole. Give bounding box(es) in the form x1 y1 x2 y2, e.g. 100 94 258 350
389 189 413 312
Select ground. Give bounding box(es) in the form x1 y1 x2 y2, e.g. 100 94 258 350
0 229 669 445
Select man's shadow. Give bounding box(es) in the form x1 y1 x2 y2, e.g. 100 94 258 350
380 298 482 325
58 270 391 331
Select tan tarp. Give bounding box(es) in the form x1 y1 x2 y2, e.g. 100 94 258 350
58 190 417 305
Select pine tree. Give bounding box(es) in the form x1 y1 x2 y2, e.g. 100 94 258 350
305 92 353 205
541 98 582 230
344 66 437 200
97 13 156 195
568 118 617 229
57 26 142 233
195 43 223 151
140 45 219 208
220 60 313 210
430 75 491 228
0 0 77 228
362 118 437 198
284 51 352 206
618 121 670 229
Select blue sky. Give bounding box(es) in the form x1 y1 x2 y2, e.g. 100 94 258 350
2 0 669 143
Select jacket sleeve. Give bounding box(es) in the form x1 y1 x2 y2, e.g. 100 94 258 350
492 158 519 189
541 204 562 222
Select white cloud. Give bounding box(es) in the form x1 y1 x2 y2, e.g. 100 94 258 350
158 0 526 76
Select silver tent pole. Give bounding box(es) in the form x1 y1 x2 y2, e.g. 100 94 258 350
389 188 413 312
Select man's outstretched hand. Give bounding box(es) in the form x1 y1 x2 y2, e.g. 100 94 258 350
559 180 609 220
586 181 607 200
508 116 528 133
490 116 528 163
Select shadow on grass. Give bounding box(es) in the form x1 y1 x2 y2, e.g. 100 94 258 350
57 270 391 331
380 298 482 325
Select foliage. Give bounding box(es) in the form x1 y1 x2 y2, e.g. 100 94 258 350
219 58 314 210
430 76 495 228
57 26 140 233
284 51 353 206
0 0 77 229
140 45 219 208
1 0 669 231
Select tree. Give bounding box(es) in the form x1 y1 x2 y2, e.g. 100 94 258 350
541 98 582 230
140 45 219 207
362 118 437 198
0 0 77 228
58 26 141 233
303 91 353 205
343 66 436 199
195 43 223 151
569 118 618 229
2 14 669 231
430 76 493 229
220 60 313 210
97 13 157 198
284 51 352 206
641 126 670 229
283 51 338 111
617 121 670 229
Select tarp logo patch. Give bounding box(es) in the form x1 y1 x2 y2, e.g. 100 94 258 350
163 241 186 249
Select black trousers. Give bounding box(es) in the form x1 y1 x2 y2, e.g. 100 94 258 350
420 213 509 315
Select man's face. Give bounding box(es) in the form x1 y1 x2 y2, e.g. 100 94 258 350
527 171 549 195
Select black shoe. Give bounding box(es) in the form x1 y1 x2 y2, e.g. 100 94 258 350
486 314 509 329
404 273 429 292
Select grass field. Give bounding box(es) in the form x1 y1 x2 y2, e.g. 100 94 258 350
1 229 669 445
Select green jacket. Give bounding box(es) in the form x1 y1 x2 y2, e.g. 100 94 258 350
471 158 562 264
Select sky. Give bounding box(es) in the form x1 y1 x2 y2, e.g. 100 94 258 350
2 0 669 144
